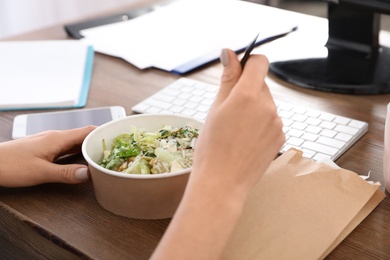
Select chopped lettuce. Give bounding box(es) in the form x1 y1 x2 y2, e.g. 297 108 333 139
98 125 199 174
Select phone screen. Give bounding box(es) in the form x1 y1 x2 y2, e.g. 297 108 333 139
26 108 113 135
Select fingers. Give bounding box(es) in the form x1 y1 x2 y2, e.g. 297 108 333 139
60 125 96 155
57 125 96 149
45 125 96 157
40 163 90 185
0 162 90 187
215 51 270 108
238 54 270 93
38 126 94 184
57 165 90 184
214 49 242 105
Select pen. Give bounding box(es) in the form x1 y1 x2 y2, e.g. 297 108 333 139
240 26 298 69
240 33 259 69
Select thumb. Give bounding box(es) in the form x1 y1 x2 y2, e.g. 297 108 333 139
49 164 90 184
214 48 242 105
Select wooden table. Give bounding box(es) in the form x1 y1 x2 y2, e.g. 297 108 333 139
1 3 390 259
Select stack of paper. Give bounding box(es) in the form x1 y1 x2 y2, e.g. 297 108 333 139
80 0 299 74
0 40 93 111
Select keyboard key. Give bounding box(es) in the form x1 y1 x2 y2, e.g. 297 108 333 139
178 93 192 99
291 122 308 130
306 125 322 134
287 137 304 147
182 108 197 116
302 133 319 142
349 120 367 129
184 102 198 109
313 153 332 161
305 110 321 118
319 121 336 130
155 93 175 102
319 113 335 121
173 99 186 106
302 141 338 156
287 129 304 138
291 114 307 122
281 118 293 127
333 116 350 125
170 106 185 113
161 88 180 96
147 98 171 110
320 129 337 138
194 112 208 120
279 110 294 119
317 136 346 149
334 125 359 135
305 117 322 126
197 104 211 112
335 132 353 142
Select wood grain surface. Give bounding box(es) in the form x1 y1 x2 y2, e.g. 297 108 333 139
1 3 390 259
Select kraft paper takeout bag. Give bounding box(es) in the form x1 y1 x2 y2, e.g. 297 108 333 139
223 149 385 260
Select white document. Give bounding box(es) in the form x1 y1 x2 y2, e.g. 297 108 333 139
80 0 300 73
0 40 93 110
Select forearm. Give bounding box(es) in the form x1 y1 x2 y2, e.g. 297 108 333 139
151 170 248 260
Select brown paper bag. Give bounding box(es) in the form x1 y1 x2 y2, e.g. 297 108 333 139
223 149 385 260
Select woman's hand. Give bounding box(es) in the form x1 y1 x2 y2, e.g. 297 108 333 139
0 125 95 187
192 48 285 196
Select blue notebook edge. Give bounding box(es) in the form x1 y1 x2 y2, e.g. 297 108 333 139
75 45 94 108
170 26 299 75
170 39 264 75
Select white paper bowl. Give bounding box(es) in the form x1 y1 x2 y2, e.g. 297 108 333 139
82 114 204 219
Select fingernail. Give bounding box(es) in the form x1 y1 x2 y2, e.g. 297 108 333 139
220 49 229 67
75 168 89 181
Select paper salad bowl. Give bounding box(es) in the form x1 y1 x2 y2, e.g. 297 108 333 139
82 114 204 219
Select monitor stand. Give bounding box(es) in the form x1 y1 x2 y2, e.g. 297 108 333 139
269 1 390 94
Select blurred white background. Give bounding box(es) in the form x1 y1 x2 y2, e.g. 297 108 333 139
1 0 389 39
0 0 143 39
0 0 323 39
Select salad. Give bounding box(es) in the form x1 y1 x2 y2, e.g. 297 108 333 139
99 125 199 174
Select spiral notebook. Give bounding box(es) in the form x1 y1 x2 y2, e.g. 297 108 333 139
0 40 94 111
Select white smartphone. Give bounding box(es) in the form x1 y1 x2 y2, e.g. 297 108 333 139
12 106 126 139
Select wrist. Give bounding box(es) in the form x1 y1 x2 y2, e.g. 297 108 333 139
189 165 252 204
184 166 251 223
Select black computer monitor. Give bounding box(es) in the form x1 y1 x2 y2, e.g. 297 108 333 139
269 0 390 94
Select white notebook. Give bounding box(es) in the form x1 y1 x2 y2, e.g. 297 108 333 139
0 40 94 111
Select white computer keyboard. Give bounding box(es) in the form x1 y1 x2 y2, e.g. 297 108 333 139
132 78 368 161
